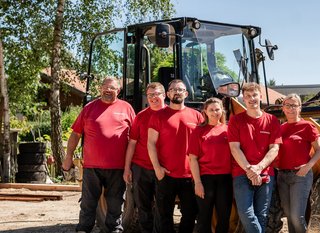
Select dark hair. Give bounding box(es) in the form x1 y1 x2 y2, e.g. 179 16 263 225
168 79 186 90
200 97 226 126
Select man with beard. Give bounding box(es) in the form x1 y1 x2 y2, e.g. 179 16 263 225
62 78 135 233
148 79 203 233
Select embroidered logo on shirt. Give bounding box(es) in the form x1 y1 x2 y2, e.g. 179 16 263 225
113 112 127 116
260 131 270 134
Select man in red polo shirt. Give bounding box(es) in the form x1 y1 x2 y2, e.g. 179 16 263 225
123 82 166 233
228 82 282 233
148 79 203 233
62 78 135 233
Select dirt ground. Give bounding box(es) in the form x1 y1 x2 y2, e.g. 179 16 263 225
0 188 319 233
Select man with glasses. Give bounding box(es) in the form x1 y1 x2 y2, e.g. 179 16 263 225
148 79 203 233
123 82 166 233
62 78 136 233
228 82 282 233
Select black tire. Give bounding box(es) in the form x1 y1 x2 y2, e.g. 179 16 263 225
19 142 46 154
309 177 320 230
17 153 46 165
18 164 47 172
96 185 139 233
16 171 46 183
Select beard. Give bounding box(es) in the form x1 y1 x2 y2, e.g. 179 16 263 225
170 96 183 104
101 93 116 103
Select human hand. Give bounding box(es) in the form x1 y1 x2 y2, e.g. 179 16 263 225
246 164 262 180
155 166 170 180
295 164 310 177
62 156 73 171
123 168 132 184
249 174 262 186
194 182 205 199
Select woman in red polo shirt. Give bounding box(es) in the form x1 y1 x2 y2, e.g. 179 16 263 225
188 97 232 233
277 93 320 233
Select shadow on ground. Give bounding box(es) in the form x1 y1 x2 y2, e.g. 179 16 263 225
0 224 101 233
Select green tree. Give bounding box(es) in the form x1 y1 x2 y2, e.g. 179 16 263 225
0 0 174 177
268 78 276 86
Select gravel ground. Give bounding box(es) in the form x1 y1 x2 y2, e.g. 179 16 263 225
0 188 319 233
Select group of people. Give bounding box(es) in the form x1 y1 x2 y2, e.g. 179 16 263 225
62 78 320 233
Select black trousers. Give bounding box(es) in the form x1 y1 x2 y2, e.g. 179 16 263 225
155 175 197 233
76 168 126 233
196 174 233 233
132 163 159 233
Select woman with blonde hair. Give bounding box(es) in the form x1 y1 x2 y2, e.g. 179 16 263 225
188 97 232 233
277 93 320 233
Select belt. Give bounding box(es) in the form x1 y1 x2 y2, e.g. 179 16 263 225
279 169 298 173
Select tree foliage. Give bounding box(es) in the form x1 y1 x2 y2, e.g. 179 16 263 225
0 0 174 115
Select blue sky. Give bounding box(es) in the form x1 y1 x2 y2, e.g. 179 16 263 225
173 0 320 85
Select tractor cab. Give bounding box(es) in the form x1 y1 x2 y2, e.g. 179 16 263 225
86 17 273 112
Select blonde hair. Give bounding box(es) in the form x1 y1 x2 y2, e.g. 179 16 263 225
201 97 226 126
146 82 165 93
283 93 302 106
242 82 261 94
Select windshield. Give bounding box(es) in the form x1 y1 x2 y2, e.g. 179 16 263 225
182 22 251 101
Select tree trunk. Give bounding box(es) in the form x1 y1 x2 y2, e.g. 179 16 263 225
0 36 11 182
50 0 65 176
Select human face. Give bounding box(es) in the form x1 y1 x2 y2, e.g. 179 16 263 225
282 98 301 122
167 83 188 104
204 102 222 125
146 87 165 110
242 90 262 110
100 79 120 103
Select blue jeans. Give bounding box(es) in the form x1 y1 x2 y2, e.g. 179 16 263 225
277 170 313 233
76 168 126 233
233 175 274 233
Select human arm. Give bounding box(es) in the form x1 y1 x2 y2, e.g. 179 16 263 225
246 143 280 178
229 141 261 185
147 128 170 180
296 137 320 176
123 139 137 184
62 131 81 171
189 154 204 199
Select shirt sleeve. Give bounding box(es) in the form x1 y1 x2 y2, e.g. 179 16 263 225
309 122 320 142
188 127 201 157
71 108 86 134
227 115 240 142
129 116 140 140
269 116 282 145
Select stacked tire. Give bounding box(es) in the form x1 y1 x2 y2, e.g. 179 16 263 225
16 142 47 183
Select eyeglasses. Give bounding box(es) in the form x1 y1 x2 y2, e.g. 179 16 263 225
283 103 300 109
146 92 163 98
102 86 118 91
169 88 186 93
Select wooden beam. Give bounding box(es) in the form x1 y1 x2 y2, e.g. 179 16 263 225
0 183 81 191
0 193 63 201
0 196 44 202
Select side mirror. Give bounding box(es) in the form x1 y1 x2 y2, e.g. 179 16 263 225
265 39 278 60
217 82 240 97
156 23 170 48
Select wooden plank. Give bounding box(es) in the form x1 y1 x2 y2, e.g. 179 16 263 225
0 183 81 191
0 193 63 201
0 196 44 202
